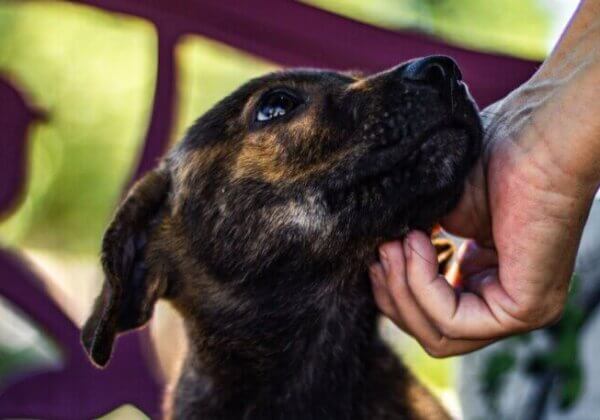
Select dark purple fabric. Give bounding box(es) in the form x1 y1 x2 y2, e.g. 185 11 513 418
0 252 162 419
0 0 540 418
69 0 540 107
0 81 38 213
0 80 162 418
131 26 178 181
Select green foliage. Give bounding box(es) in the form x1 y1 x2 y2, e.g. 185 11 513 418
0 0 561 405
174 36 276 141
0 2 273 255
526 280 584 409
382 320 454 392
481 349 516 412
303 0 552 59
0 0 555 257
98 404 149 420
0 342 61 385
0 1 155 254
0 296 62 385
482 275 585 414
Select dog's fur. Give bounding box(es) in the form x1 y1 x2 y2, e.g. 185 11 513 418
82 57 481 419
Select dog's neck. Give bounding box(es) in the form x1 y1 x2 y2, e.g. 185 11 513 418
172 264 382 418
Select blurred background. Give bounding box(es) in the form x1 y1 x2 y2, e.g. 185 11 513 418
0 0 578 418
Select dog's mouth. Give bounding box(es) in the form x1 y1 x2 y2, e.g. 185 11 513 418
359 122 476 186
311 73 484 237
323 118 480 208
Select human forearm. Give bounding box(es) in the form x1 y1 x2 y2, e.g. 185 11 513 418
372 0 600 358
536 0 600 80
511 0 600 191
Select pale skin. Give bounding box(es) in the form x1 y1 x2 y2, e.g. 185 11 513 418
370 0 600 357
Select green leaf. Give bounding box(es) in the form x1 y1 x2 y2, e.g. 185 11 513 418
481 350 517 412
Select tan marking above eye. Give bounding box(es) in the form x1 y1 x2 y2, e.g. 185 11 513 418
280 107 319 144
241 92 263 123
233 134 288 182
232 135 358 184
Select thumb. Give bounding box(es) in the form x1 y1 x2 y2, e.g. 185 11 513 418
440 158 492 244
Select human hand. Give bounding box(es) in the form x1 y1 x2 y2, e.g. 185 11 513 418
370 44 600 357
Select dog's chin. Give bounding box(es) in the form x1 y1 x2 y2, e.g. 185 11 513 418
335 127 478 238
408 127 474 194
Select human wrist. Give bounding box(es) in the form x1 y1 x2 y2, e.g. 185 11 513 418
564 60 600 190
527 59 600 194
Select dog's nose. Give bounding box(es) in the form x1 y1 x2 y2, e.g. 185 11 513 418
401 55 462 87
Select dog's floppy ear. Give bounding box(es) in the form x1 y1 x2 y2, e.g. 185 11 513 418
81 167 171 367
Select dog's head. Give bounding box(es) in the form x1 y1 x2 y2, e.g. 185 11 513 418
82 56 481 366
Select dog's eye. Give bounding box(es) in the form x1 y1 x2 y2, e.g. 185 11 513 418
256 91 300 122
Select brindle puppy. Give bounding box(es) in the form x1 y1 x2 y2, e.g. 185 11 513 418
82 55 481 419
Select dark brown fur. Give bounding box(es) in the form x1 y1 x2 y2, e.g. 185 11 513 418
82 56 481 419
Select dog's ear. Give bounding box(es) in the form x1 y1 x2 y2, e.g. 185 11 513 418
81 167 171 367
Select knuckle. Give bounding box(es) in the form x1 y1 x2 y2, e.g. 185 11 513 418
511 300 547 325
436 320 459 339
423 345 443 358
510 293 567 329
423 346 449 359
422 340 449 359
540 304 565 327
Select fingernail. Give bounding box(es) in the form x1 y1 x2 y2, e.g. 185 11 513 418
379 249 390 275
406 231 436 264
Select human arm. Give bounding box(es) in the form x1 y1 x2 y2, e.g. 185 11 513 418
370 0 600 357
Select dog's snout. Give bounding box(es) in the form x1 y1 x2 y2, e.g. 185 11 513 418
397 56 463 111
402 56 462 86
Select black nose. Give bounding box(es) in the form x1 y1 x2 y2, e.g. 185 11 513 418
402 55 462 87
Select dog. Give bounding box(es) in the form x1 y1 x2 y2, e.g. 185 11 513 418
82 55 481 419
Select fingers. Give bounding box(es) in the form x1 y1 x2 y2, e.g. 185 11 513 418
370 238 493 357
369 263 401 323
380 242 450 352
403 231 512 340
440 159 493 245
448 240 499 287
457 240 498 278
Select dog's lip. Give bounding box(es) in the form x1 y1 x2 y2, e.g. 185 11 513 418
319 119 479 197
371 122 451 156
362 121 471 172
